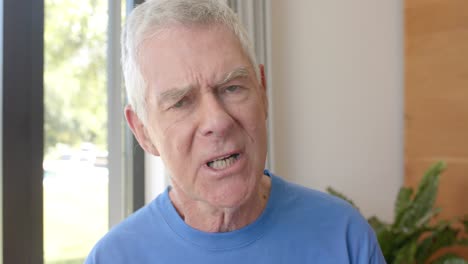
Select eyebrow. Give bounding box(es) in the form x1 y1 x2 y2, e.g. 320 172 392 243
156 66 250 107
157 85 193 108
215 66 250 87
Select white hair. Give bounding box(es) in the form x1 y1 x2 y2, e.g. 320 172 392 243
122 0 259 123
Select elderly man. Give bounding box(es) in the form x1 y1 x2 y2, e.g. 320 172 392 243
86 0 386 263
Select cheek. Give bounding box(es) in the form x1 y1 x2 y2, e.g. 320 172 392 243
159 117 196 161
238 105 267 143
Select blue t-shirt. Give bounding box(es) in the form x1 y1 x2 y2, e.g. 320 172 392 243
86 170 386 263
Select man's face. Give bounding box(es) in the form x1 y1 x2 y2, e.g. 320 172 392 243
132 24 268 209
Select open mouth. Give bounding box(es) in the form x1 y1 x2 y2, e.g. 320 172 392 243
206 153 240 170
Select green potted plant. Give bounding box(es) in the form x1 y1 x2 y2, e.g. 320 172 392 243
328 161 468 264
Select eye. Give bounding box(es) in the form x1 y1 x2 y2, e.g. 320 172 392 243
219 85 248 102
225 85 241 93
170 98 187 110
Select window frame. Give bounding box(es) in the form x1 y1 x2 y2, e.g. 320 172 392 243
107 0 146 228
2 0 44 263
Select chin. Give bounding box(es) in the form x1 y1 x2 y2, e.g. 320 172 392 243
204 179 255 209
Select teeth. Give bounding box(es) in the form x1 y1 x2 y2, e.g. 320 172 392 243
208 154 238 170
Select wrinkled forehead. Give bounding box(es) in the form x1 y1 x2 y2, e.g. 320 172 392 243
137 24 255 94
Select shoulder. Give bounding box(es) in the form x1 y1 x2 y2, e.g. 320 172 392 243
85 196 164 263
272 173 362 220
267 172 370 237
269 172 385 263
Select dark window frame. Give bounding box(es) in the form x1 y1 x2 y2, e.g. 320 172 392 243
2 0 44 263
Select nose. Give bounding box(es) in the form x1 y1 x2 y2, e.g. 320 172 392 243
198 93 234 138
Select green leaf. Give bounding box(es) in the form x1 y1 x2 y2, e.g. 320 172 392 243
394 161 446 230
457 238 468 246
393 238 418 264
462 216 468 232
442 259 468 264
430 253 468 264
326 187 359 211
375 225 426 263
368 216 388 235
395 187 413 222
376 229 396 262
415 208 442 227
416 223 459 263
394 227 428 245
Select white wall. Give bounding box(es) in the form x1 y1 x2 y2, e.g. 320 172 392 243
144 155 168 202
0 0 3 261
269 0 404 221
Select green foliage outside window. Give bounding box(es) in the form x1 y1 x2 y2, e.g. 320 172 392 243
44 1 109 263
44 0 107 157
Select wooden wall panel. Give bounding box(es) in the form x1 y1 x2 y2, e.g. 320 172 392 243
405 0 468 258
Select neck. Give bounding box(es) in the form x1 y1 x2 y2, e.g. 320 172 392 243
169 174 271 233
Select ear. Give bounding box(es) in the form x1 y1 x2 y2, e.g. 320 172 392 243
124 105 160 156
259 64 268 119
259 64 267 91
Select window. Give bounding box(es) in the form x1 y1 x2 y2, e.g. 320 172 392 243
43 0 109 262
42 1 145 262
2 1 268 262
